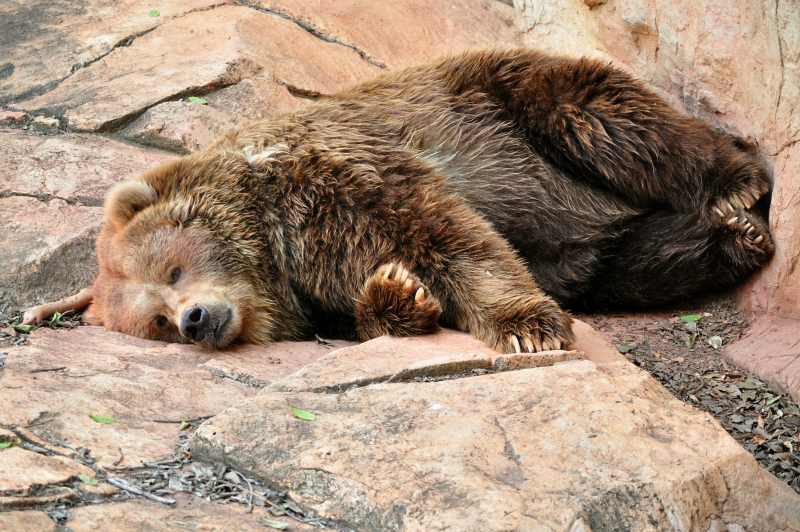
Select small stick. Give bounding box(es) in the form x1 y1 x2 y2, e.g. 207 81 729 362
150 415 212 424
23 287 93 325
244 475 255 513
106 477 176 506
29 367 67 374
112 447 125 467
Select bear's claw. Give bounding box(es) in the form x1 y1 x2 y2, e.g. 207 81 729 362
356 262 442 340
724 209 774 255
710 178 770 226
507 333 563 353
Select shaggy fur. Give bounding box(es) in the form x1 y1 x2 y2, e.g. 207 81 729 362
23 49 774 353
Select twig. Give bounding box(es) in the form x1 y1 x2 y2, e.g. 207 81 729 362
150 415 213 424
112 447 124 467
29 366 66 373
244 475 254 513
106 477 176 506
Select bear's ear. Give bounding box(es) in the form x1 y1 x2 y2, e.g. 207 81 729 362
104 180 158 231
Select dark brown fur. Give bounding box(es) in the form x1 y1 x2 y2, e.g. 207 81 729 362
24 49 774 352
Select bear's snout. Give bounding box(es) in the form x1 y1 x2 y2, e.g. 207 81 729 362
179 303 235 348
180 305 210 342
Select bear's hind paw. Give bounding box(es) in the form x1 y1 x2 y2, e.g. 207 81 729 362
724 210 774 256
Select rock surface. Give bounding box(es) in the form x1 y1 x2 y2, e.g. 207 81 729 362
0 128 173 320
2 0 800 528
0 511 54 530
726 316 800 403
0 325 344 524
3 321 798 528
0 326 341 470
0 447 94 493
67 497 313 531
193 341 800 531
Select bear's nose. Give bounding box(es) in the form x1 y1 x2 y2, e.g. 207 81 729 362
180 305 210 341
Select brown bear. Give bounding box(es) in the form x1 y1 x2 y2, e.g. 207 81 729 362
23 49 774 353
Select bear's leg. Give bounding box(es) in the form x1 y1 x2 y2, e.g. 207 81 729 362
580 208 774 309
352 200 574 352
355 262 442 341
441 50 771 216
410 206 575 353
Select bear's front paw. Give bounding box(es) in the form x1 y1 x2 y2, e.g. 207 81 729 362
355 263 442 340
488 299 575 353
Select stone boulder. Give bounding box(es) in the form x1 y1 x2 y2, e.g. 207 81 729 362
192 325 800 531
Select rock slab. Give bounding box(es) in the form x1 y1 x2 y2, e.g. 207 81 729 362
0 326 341 474
0 128 173 319
726 316 800 403
193 336 800 531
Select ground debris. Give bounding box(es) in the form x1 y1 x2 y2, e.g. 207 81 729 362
108 435 335 528
584 295 800 494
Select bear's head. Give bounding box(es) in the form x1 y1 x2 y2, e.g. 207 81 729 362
85 151 284 348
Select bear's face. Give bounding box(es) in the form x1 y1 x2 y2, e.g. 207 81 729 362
85 171 270 349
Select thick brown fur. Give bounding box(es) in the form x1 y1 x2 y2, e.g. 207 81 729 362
24 49 774 352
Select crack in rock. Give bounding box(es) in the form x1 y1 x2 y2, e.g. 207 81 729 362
4 2 232 106
0 190 102 207
235 0 387 69
206 367 269 389
770 134 800 157
93 59 262 133
275 350 584 395
775 0 785 114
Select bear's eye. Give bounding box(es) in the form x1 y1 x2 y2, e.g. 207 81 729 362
155 315 169 328
169 267 182 285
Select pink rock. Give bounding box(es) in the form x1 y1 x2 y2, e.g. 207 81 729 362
67 497 314 531
271 323 606 392
194 355 800 530
0 0 227 104
0 447 94 493
258 0 520 69
0 511 53 530
16 5 377 131
0 109 25 123
725 316 800 402
1 326 338 469
0 129 173 317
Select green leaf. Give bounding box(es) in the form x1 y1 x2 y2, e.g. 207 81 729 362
0 441 14 449
148 9 160 17
262 518 289 530
78 474 98 486
186 96 208 105
617 342 635 354
179 420 190 431
765 395 781 407
679 314 703 323
13 323 34 333
89 414 114 425
740 376 764 390
290 406 316 421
